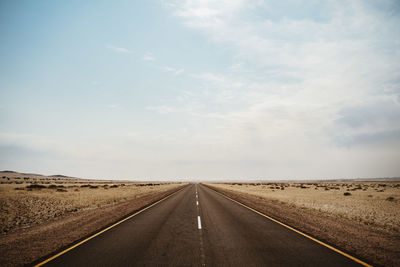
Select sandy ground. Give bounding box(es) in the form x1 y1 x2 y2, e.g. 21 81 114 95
0 172 186 266
205 182 400 266
0 182 181 234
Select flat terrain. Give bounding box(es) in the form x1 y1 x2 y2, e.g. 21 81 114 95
0 171 185 266
207 181 400 266
209 181 400 233
40 184 361 267
0 171 180 234
1 172 397 266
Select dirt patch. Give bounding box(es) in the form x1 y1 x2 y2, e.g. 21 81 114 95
205 183 400 266
0 184 187 267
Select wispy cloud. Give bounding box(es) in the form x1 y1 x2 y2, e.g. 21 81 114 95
168 0 400 148
106 44 133 54
161 66 184 75
146 105 176 114
174 0 243 28
2 1 399 180
142 0 400 178
143 53 156 61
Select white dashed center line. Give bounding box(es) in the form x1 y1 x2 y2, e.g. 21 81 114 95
195 185 205 266
197 216 202 229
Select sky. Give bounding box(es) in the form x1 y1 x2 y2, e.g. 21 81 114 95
1 0 399 180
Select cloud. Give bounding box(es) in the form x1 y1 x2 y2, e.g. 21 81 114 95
161 66 184 75
167 0 400 143
146 105 177 114
106 45 133 54
143 54 156 61
178 7 218 18
331 97 400 146
334 129 400 147
144 0 400 178
3 1 399 180
174 0 244 29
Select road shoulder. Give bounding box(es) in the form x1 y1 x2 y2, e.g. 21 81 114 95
204 184 399 266
0 184 187 267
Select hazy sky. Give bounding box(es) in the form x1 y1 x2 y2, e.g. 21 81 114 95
1 0 399 180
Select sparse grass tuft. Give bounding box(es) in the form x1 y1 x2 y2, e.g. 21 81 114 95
26 184 46 189
0 178 182 234
210 181 400 234
207 181 400 267
56 188 68 192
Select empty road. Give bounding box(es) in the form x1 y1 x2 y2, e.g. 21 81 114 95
40 184 363 266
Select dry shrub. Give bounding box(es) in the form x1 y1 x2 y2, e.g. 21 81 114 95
26 184 46 189
56 188 67 192
208 182 400 266
0 182 182 234
212 181 400 233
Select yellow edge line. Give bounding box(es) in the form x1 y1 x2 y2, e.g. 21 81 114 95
209 187 372 267
34 186 187 267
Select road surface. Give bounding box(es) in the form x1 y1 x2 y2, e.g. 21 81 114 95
42 184 363 266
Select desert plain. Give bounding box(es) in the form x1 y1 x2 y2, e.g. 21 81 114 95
1 171 399 266
0 171 185 266
206 181 400 266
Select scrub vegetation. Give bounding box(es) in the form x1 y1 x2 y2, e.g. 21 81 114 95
206 181 400 266
0 171 185 266
208 182 400 233
0 171 179 234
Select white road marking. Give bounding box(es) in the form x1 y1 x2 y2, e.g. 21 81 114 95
197 216 202 229
196 185 205 266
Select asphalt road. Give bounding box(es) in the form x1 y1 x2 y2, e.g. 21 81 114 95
43 184 362 266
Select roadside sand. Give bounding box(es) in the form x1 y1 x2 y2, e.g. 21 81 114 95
205 182 400 266
0 172 186 266
1 182 181 234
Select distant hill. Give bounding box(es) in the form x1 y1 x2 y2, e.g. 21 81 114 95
0 170 77 180
51 175 71 178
